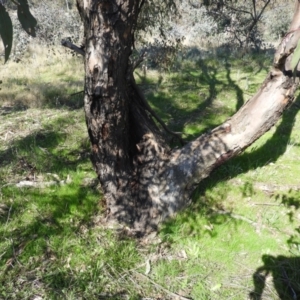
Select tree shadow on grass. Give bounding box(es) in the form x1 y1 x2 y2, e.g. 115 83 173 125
0 111 144 299
0 105 29 116
140 47 272 145
0 184 114 298
223 58 245 111
140 59 228 141
250 255 300 300
249 190 300 299
159 57 300 243
0 186 95 266
0 114 89 174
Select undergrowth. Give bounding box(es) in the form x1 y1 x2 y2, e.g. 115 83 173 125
1 47 300 299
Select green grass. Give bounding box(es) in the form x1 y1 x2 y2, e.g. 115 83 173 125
0 108 144 299
0 45 83 109
1 48 300 299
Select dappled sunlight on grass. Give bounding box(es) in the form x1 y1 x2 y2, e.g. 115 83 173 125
1 47 300 299
0 107 143 299
136 53 269 145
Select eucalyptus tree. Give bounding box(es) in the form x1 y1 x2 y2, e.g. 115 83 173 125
75 0 300 234
2 0 300 235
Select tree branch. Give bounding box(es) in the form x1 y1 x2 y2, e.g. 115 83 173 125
256 0 271 22
132 50 147 70
61 39 85 56
130 76 185 145
252 0 257 19
289 0 300 31
223 4 254 17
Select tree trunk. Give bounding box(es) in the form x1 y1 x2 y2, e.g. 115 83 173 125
79 0 300 235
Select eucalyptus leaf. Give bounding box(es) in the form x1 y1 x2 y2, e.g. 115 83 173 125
17 0 37 37
291 39 300 73
0 3 13 63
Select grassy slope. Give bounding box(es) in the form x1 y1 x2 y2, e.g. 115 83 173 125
1 47 300 299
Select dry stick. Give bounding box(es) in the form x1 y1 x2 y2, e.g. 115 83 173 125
5 204 12 227
134 271 192 300
0 251 7 259
61 40 185 145
11 240 22 267
211 208 295 237
210 209 257 227
132 49 147 70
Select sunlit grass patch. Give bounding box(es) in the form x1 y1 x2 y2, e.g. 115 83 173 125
0 44 83 109
0 106 144 299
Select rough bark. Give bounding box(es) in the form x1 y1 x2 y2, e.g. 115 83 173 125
78 0 300 235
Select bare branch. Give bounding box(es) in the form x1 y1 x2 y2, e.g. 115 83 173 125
132 50 147 70
252 0 257 19
224 4 254 18
131 77 185 145
256 0 271 21
61 39 85 56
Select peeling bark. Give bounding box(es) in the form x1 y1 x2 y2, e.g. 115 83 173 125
77 0 300 234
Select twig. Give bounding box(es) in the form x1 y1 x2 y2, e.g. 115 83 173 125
0 251 6 259
5 204 12 227
70 90 84 96
133 271 192 300
210 209 257 226
11 240 23 267
132 50 147 70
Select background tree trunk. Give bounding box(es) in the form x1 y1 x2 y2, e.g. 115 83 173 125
79 0 300 234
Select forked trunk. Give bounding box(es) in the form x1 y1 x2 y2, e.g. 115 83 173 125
79 0 300 234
